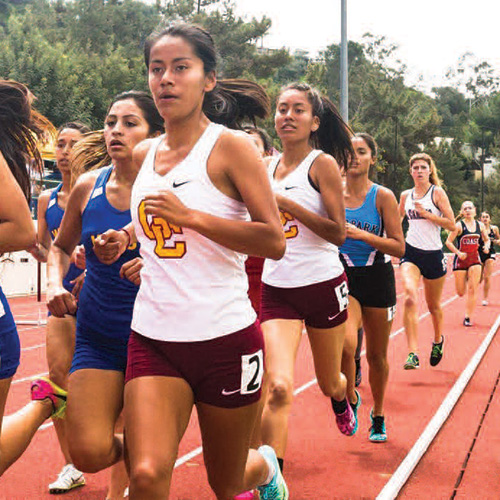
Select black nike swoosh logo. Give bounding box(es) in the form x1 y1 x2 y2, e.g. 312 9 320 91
284 186 298 190
172 180 191 188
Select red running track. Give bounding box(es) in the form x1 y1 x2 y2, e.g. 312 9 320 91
1 261 499 499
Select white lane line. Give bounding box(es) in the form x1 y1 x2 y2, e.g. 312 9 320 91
376 312 500 500
21 343 45 352
12 372 48 385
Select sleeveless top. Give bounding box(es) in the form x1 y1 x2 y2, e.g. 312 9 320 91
456 220 481 255
131 123 256 342
262 150 344 287
404 185 443 251
45 183 83 291
340 183 390 267
480 226 496 256
77 166 141 338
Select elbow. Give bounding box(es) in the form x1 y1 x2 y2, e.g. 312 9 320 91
269 233 286 260
395 241 406 258
22 231 37 252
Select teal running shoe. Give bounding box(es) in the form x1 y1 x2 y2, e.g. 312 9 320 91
256 445 289 500
403 352 420 370
350 389 361 435
369 410 387 443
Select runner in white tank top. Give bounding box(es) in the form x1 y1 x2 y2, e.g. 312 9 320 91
404 185 443 250
91 24 289 500
262 149 344 287
399 153 455 371
259 83 357 474
131 123 256 342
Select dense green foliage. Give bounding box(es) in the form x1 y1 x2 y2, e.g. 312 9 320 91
1 0 499 216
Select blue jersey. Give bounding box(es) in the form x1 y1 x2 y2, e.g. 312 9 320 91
45 184 84 292
340 184 389 267
77 166 140 339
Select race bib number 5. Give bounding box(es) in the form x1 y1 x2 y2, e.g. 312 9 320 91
138 200 186 259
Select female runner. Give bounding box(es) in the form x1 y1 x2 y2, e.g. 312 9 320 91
478 211 499 306
30 121 89 493
46 90 163 500
446 201 490 326
259 82 355 475
340 133 405 442
92 23 288 500
0 79 66 476
399 153 455 369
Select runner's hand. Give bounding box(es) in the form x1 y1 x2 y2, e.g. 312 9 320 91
73 245 86 270
120 257 143 286
70 272 86 300
458 251 467 261
93 229 128 265
47 286 77 317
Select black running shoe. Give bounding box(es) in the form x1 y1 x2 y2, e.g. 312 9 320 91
430 336 444 367
404 352 420 370
355 358 362 387
463 317 473 327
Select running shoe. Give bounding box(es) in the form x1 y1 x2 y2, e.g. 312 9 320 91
234 491 255 499
463 317 473 327
334 399 357 436
482 300 489 306
256 445 289 500
403 352 420 370
355 358 362 387
48 464 86 494
350 390 362 435
30 377 67 419
369 410 387 443
430 336 444 367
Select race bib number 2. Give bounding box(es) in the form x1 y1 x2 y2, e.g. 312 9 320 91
240 350 264 395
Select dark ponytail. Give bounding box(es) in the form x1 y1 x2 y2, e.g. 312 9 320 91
145 23 270 129
279 83 353 168
0 79 54 202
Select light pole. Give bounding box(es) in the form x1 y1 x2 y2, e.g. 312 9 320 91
340 0 348 122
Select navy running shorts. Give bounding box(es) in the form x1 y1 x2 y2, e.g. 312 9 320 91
400 243 447 280
0 288 20 380
70 325 129 373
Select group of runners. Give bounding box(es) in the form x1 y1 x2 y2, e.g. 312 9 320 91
0 21 498 500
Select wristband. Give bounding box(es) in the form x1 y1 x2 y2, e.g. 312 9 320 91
119 227 131 249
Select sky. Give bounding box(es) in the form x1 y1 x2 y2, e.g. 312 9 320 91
231 0 500 93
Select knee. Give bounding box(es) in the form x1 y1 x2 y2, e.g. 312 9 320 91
366 352 388 372
317 372 345 398
130 460 173 494
404 292 417 310
428 303 442 316
267 377 294 409
69 439 113 473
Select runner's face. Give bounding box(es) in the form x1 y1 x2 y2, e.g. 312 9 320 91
55 128 84 174
148 35 216 122
410 160 430 184
275 90 319 144
481 213 490 224
348 137 373 176
104 99 151 161
461 202 475 219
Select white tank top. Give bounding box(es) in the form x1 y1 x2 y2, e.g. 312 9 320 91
262 150 344 288
131 123 256 342
404 185 443 251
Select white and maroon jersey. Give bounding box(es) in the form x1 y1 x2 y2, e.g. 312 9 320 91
404 185 443 251
131 123 256 342
262 149 344 288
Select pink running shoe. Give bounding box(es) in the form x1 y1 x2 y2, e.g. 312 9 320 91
335 400 356 436
234 492 254 499
31 377 67 419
